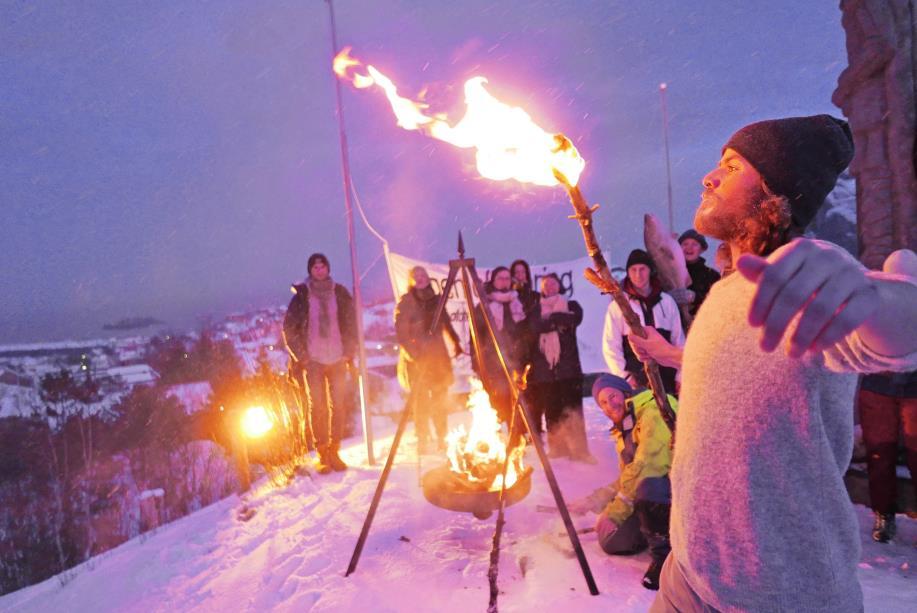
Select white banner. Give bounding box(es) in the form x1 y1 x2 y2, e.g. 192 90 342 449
385 250 623 388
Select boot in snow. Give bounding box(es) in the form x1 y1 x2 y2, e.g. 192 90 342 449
636 500 672 591
328 441 348 472
560 410 596 463
872 511 896 543
642 556 665 591
314 446 334 475
546 427 570 459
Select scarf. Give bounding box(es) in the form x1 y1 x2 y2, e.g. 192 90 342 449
624 277 663 326
308 277 335 338
538 293 568 369
487 289 525 331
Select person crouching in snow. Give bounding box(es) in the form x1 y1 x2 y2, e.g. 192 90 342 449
583 373 677 591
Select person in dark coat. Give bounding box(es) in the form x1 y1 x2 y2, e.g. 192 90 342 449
668 229 721 320
395 266 462 453
282 253 356 474
510 259 539 317
471 266 528 431
526 273 594 461
511 259 540 428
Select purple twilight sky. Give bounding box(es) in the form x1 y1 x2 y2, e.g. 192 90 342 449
1 1 848 343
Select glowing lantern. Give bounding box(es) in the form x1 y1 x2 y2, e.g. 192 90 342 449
241 406 273 439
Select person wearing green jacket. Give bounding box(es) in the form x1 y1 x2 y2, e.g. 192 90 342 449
586 374 676 591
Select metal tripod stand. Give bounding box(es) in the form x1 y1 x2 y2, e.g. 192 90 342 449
346 233 598 604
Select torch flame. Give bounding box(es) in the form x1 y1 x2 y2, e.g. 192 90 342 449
333 48 585 187
445 379 525 492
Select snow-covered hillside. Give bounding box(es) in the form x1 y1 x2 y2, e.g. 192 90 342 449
2 401 914 613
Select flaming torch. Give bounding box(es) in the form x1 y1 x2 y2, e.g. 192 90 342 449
333 49 676 432
551 138 677 433
337 49 686 603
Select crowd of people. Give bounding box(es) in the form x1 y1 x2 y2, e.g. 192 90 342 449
283 114 917 610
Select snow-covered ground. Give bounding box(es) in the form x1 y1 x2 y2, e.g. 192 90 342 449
2 400 914 612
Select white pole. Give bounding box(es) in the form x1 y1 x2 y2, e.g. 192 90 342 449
325 0 375 465
659 83 675 233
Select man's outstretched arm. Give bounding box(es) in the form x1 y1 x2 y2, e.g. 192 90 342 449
737 239 917 360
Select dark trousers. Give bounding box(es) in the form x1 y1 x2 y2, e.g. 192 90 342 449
407 362 449 444
526 378 583 436
859 389 917 514
600 512 646 554
600 477 671 561
304 359 348 448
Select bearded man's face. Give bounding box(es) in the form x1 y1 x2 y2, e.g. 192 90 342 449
694 148 766 241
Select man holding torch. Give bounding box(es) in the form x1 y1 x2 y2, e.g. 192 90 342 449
330 50 916 604
620 115 917 612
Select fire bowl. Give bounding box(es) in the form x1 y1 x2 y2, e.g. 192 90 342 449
421 464 534 520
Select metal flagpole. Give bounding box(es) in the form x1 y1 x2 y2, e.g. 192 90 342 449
659 82 674 233
325 0 375 465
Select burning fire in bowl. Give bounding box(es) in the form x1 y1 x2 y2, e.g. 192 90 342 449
422 380 531 519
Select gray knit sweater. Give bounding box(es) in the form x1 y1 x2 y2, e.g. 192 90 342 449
670 255 917 613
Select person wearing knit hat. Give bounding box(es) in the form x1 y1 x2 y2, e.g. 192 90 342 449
283 253 357 475
720 114 854 231
591 373 633 400
625 248 655 272
671 230 721 320
570 373 678 590
603 249 684 396
677 229 708 252
631 115 917 613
